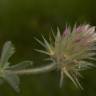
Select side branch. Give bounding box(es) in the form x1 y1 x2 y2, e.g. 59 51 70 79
11 63 56 75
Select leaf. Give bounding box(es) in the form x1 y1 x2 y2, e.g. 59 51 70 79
0 41 15 66
9 61 33 71
3 62 10 69
3 71 20 92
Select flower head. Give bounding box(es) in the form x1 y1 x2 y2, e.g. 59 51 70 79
36 24 96 89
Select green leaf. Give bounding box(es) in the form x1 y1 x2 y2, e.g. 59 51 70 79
3 62 10 69
0 41 15 66
9 61 33 70
3 71 20 92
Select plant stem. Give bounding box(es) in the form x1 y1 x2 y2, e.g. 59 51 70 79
12 63 56 75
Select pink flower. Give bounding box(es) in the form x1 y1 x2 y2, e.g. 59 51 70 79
36 24 96 89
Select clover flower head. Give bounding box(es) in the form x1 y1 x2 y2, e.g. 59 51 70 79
36 24 96 89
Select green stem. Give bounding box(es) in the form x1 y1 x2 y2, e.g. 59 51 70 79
12 63 56 75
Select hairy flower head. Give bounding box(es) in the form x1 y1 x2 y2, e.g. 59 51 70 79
36 24 96 89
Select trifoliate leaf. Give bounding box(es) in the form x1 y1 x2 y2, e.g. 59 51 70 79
0 41 15 66
10 61 33 70
3 71 20 92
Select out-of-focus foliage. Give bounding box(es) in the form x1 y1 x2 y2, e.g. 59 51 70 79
0 0 96 96
0 41 33 92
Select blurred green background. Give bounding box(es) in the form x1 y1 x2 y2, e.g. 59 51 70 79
0 0 96 96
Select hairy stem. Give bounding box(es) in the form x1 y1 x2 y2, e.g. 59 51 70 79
11 63 56 75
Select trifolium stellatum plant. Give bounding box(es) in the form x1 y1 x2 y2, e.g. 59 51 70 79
0 24 96 92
